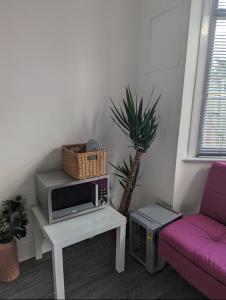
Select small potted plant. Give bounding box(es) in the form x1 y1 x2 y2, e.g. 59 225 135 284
0 195 29 282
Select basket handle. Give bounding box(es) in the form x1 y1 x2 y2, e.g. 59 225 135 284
87 154 98 161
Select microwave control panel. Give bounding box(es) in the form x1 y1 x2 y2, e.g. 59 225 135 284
93 178 108 205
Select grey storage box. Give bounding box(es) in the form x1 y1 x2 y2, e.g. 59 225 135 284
129 203 182 275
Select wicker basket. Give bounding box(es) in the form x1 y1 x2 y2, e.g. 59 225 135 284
62 143 106 180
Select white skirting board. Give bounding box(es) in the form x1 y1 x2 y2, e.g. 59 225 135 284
17 237 51 262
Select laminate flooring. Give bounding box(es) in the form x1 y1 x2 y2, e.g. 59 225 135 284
0 232 207 299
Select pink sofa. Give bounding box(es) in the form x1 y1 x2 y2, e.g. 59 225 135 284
159 162 226 299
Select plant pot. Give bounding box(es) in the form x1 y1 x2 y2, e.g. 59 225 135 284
0 239 20 282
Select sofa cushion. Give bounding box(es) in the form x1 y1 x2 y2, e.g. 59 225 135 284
160 214 226 285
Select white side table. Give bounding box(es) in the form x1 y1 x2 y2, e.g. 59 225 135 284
32 206 126 300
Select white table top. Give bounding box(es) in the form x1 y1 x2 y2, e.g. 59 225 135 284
32 206 126 248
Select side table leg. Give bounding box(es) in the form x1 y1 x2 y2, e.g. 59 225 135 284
52 246 65 300
115 223 126 273
32 216 43 260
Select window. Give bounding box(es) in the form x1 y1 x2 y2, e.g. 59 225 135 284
198 0 226 156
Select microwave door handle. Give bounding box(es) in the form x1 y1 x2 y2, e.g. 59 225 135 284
92 183 99 206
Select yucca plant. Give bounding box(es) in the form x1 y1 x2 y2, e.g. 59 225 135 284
110 86 159 216
110 155 141 189
110 155 142 211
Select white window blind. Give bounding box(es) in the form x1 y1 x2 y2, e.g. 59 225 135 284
199 0 226 156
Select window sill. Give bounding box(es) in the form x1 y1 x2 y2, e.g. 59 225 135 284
183 157 226 163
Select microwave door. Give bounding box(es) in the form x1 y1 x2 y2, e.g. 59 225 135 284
51 182 98 220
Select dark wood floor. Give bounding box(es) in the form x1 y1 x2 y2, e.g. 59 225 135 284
0 232 207 299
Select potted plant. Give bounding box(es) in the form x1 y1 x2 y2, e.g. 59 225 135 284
0 195 29 282
110 86 160 216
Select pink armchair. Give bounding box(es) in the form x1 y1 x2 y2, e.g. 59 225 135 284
159 162 226 299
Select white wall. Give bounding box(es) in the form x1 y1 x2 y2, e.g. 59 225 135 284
131 0 191 209
0 0 193 262
0 0 139 261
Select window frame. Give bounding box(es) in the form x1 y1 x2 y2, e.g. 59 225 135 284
186 0 214 159
175 0 226 163
197 0 226 157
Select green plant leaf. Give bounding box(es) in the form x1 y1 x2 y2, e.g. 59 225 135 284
110 86 159 152
109 154 142 190
0 195 29 243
